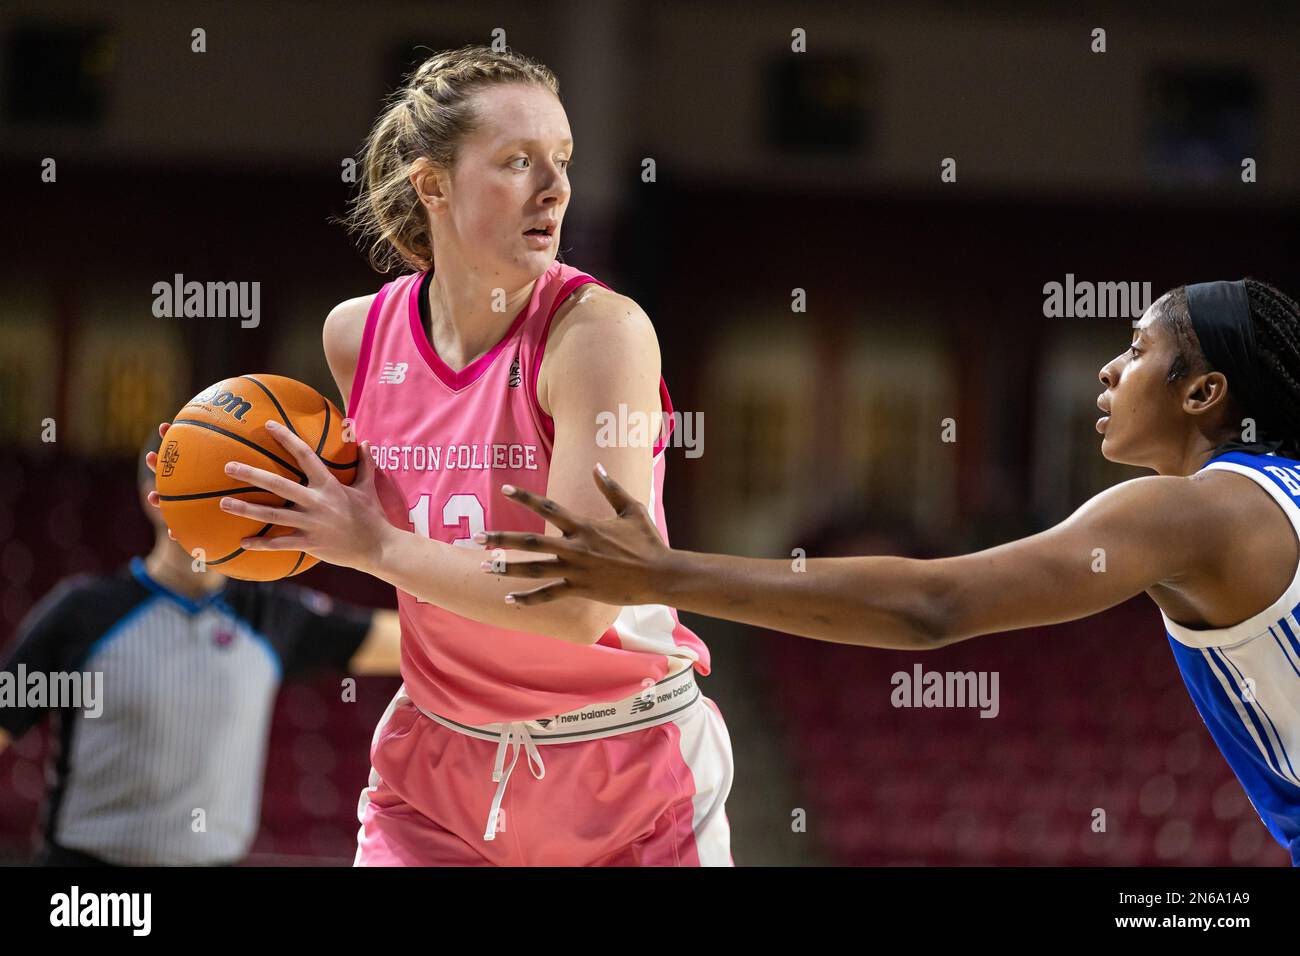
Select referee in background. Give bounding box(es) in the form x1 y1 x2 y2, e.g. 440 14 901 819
0 431 401 866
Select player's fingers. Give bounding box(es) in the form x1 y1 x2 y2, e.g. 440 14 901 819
238 532 303 552
500 484 582 533
167 528 176 541
592 463 640 517
505 581 571 606
158 421 170 440
474 530 567 555
355 441 374 486
219 496 303 527
223 461 305 501
262 421 331 485
352 441 383 496
480 556 564 579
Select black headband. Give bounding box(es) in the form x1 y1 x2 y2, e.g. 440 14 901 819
1185 279 1261 418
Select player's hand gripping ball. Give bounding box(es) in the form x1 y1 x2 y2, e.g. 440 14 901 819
152 374 368 581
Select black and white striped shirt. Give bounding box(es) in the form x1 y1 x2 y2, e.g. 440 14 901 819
0 557 372 865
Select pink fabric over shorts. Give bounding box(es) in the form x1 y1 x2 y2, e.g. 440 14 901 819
355 687 734 866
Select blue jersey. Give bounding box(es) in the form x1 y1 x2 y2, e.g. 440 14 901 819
1164 450 1300 865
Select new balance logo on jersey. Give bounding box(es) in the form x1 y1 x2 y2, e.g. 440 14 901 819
380 361 409 384
507 357 522 388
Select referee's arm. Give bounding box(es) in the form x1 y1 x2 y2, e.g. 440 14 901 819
0 578 86 754
252 583 400 679
348 610 401 675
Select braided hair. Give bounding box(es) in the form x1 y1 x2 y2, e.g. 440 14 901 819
1160 279 1300 458
1246 280 1300 456
343 45 561 274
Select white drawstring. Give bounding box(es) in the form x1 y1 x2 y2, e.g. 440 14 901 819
411 668 698 843
483 721 546 841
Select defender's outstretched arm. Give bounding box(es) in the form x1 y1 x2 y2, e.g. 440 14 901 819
480 467 1215 650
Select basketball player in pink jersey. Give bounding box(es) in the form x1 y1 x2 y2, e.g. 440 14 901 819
146 46 733 866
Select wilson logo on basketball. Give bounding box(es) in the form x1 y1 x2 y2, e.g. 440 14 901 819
190 384 252 421
508 357 522 388
380 361 409 384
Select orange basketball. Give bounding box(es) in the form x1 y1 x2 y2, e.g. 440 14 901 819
155 374 358 581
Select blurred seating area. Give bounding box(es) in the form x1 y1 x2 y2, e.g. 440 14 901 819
763 598 1290 865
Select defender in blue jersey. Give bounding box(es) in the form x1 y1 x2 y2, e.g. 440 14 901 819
1162 448 1300 858
476 278 1300 865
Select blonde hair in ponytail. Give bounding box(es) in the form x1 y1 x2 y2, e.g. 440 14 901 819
344 45 560 274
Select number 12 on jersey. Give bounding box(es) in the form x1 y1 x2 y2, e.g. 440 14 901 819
407 493 486 605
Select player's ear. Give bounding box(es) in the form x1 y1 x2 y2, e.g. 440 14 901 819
1182 370 1230 417
409 158 449 212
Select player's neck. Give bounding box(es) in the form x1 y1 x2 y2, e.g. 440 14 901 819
424 266 537 371
145 540 226 599
1165 428 1234 477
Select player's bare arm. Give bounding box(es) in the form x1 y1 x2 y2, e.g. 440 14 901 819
480 466 1272 649
321 294 377 409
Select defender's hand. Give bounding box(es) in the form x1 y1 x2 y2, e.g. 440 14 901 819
476 464 672 607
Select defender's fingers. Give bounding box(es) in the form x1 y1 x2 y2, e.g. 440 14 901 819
474 531 568 555
592 463 640 516
504 581 572 606
479 557 564 579
500 484 582 533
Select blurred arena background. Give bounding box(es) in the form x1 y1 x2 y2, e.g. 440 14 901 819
2 0 1298 865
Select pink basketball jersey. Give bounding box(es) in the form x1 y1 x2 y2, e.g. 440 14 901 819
347 260 710 724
